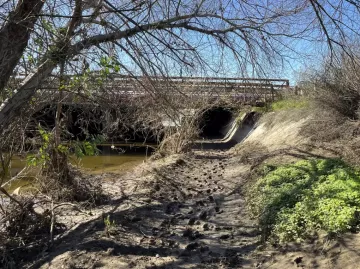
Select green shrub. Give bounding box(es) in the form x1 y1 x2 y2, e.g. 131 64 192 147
270 98 309 111
248 158 360 243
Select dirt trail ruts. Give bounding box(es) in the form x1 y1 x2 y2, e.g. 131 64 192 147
28 150 261 269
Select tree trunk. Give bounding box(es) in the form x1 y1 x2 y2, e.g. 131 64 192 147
0 0 45 94
0 59 57 129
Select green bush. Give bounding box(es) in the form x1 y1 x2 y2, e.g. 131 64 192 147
248 159 360 243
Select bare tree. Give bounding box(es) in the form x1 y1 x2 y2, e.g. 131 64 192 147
0 0 360 128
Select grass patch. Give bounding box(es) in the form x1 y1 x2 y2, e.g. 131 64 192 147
252 106 270 113
248 158 360 243
251 98 309 114
270 98 309 111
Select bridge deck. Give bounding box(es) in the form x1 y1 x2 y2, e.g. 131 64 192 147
11 74 290 103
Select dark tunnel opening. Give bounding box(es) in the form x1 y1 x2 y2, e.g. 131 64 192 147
198 107 234 139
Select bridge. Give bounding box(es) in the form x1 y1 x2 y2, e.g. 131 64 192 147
17 74 290 104
8 74 290 147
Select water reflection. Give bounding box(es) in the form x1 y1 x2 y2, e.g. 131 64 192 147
3 145 154 192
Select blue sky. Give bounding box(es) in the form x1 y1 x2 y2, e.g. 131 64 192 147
4 0 360 86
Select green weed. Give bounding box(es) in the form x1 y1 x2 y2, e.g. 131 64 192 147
249 158 360 243
270 98 309 111
104 215 116 237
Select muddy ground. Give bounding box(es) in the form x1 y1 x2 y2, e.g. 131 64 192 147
19 110 360 269
24 150 260 268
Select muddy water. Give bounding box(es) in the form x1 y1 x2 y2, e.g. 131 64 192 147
73 154 146 173
3 152 148 193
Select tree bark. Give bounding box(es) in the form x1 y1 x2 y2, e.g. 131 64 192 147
0 59 57 129
0 0 45 94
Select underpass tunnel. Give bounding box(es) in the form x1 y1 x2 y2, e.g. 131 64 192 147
198 107 234 139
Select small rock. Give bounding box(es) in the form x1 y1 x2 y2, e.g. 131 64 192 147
195 220 201 225
203 223 210 231
208 195 215 202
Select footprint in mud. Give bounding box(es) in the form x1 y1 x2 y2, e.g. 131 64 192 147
182 228 203 241
165 201 182 214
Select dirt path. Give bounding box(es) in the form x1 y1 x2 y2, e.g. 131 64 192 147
26 150 263 269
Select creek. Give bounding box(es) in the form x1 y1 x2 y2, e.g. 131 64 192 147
2 145 154 193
